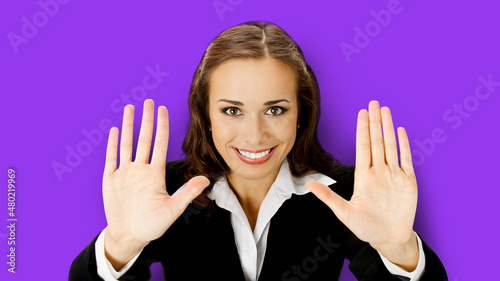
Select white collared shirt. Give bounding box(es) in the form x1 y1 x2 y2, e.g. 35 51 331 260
95 159 426 280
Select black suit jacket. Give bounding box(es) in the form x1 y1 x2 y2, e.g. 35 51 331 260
69 160 448 281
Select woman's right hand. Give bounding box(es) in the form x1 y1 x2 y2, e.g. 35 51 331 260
102 99 209 268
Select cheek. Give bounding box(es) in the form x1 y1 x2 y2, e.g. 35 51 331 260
272 117 297 145
210 117 236 152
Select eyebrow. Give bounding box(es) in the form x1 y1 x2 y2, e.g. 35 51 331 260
217 99 290 106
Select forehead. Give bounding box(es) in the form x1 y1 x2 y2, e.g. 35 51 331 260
208 58 298 103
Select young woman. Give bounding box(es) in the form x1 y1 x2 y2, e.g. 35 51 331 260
69 21 447 280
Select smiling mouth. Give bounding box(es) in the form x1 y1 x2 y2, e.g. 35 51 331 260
236 147 276 160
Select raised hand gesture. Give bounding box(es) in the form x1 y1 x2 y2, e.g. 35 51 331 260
306 100 420 270
102 99 209 270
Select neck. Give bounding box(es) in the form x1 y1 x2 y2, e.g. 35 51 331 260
227 167 280 231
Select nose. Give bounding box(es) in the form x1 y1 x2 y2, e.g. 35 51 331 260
241 114 269 146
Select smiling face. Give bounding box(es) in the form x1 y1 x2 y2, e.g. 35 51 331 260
208 57 299 183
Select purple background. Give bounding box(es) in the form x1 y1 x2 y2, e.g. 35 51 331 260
1 0 499 280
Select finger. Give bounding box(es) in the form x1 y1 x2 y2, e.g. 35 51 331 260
168 176 210 217
381 107 399 169
368 100 385 166
305 181 351 224
397 127 415 176
356 109 371 170
104 127 119 175
135 99 155 163
120 105 135 167
151 106 169 167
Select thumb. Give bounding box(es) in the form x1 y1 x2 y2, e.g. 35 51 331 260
168 176 210 216
305 181 351 223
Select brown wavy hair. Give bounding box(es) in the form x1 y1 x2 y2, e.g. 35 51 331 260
181 21 340 205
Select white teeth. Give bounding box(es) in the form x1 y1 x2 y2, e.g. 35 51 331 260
237 148 272 159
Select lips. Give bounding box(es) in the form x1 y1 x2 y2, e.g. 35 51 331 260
233 146 277 165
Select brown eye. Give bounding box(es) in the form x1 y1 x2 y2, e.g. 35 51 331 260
223 107 242 116
265 106 285 116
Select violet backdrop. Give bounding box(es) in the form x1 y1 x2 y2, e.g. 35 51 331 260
1 0 499 280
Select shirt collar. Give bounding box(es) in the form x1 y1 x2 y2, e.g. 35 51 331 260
173 158 337 214
269 158 336 203
207 158 336 210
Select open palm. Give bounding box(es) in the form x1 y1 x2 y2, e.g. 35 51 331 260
306 100 418 249
103 99 209 247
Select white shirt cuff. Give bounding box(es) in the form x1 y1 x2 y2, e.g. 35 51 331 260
95 228 144 281
377 232 426 280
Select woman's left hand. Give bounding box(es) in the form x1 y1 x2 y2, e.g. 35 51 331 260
306 100 419 269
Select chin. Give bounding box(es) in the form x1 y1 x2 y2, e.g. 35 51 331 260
232 166 276 181
230 156 283 179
